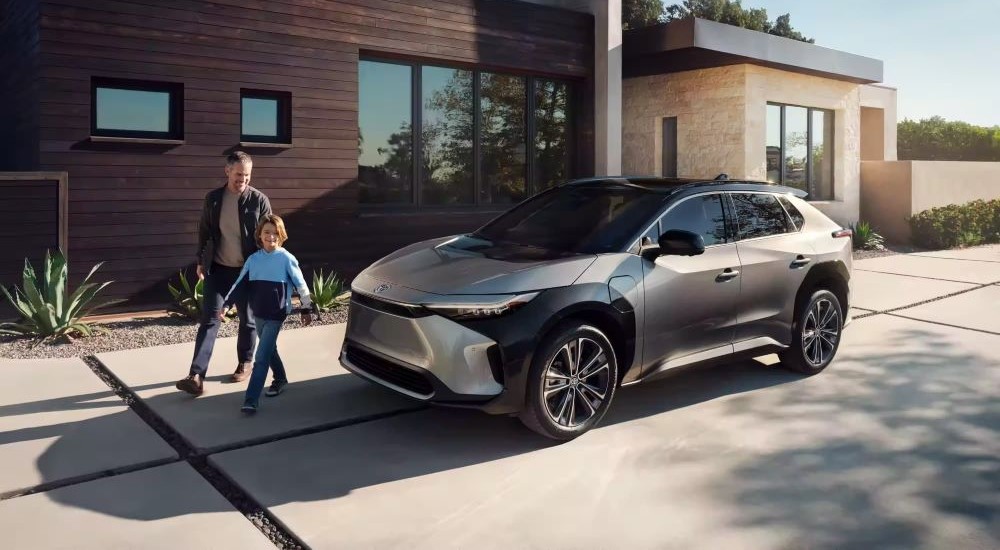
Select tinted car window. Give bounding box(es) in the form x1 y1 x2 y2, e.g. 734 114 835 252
777 195 805 230
731 193 793 240
659 194 727 246
475 184 668 254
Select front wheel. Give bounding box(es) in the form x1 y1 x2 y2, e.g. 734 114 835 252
519 323 618 440
780 289 843 374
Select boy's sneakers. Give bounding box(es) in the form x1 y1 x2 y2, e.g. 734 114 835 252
265 380 288 397
175 374 204 396
241 403 258 415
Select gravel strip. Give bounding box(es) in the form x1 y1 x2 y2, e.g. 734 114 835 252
0 306 348 360
852 243 928 260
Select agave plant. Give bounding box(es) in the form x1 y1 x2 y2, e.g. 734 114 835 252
310 268 344 312
0 250 117 341
167 269 205 321
850 220 886 251
167 269 240 322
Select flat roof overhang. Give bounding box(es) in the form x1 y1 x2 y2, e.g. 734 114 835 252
624 17 883 84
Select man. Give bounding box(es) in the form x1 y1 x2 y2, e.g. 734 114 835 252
176 151 272 396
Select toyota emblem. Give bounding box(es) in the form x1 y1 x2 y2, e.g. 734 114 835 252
373 283 391 294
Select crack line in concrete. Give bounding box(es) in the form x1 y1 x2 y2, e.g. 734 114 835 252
909 254 1000 264
850 280 1000 320
853 268 991 285
885 314 1000 336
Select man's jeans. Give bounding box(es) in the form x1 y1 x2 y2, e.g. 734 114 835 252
189 264 255 377
244 317 287 407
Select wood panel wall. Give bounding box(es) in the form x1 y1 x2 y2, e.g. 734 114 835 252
0 173 67 319
34 0 595 308
0 0 41 171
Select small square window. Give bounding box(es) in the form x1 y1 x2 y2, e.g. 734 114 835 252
241 90 291 144
91 78 183 139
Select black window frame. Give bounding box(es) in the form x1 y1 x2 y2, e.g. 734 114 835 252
358 56 577 210
91 77 184 140
766 102 835 201
240 89 292 144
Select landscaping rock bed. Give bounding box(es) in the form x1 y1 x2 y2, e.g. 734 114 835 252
0 306 348 360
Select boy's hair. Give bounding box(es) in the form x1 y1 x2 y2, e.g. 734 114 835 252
226 151 253 168
256 214 288 246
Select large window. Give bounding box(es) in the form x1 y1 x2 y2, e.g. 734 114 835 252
766 103 834 200
359 59 575 207
91 78 183 140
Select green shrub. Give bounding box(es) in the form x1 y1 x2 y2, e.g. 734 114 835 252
309 269 344 312
850 220 886 251
908 199 1000 249
0 250 118 341
167 269 237 322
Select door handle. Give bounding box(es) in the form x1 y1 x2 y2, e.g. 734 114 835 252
716 268 740 282
790 255 812 268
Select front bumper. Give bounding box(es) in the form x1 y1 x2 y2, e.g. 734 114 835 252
340 290 505 406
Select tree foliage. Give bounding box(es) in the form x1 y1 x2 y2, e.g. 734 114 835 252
622 0 815 43
623 0 665 30
898 116 1000 161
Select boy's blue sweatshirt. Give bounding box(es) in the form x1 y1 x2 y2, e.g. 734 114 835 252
222 248 312 320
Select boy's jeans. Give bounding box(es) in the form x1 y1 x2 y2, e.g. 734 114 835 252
244 317 287 407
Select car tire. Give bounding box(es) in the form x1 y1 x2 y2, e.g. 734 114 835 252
780 288 844 374
519 322 618 440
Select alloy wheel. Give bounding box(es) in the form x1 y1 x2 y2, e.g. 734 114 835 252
542 337 611 428
801 298 840 367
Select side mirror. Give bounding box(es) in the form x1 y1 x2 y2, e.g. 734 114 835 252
658 229 705 256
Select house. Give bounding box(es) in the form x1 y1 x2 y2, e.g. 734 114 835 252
0 0 986 312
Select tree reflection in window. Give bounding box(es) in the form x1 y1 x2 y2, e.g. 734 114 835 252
534 79 570 191
481 73 527 204
731 193 793 240
422 66 474 205
659 194 728 246
358 61 412 203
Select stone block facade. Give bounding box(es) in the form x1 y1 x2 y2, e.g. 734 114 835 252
622 64 862 226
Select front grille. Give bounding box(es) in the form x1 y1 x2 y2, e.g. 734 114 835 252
345 345 434 397
352 292 430 318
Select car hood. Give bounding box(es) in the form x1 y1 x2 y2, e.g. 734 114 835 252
359 234 598 295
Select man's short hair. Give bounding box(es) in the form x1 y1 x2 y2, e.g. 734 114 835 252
226 151 253 168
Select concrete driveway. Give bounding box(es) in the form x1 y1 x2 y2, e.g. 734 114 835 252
1 245 997 549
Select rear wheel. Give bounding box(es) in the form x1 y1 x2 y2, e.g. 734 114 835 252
519 323 618 440
780 289 843 374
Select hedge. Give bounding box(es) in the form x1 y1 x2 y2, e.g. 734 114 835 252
908 199 1000 249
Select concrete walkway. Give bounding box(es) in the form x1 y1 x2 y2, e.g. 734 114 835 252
0 245 997 549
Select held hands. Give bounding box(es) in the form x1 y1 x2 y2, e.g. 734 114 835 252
196 264 205 280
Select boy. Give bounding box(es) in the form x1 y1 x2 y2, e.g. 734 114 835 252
218 214 317 414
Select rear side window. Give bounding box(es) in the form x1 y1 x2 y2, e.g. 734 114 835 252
777 195 805 230
659 194 728 246
730 193 793 240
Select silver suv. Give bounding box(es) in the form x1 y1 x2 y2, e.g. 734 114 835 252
340 177 853 440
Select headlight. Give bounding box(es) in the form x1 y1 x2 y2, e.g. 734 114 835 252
423 292 540 321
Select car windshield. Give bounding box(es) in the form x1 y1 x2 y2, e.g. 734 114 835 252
473 184 668 254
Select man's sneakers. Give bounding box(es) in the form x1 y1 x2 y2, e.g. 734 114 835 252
175 374 204 396
265 380 288 397
241 403 258 415
231 361 252 383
